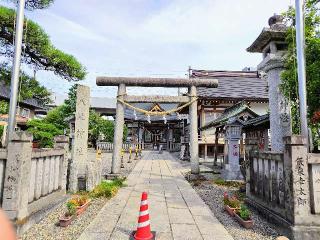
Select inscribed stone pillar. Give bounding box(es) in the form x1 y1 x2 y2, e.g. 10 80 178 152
261 64 291 152
189 86 199 174
2 132 32 222
54 135 69 192
283 136 310 225
69 85 90 192
111 84 126 175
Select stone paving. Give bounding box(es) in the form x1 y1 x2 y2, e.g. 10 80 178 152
78 151 234 240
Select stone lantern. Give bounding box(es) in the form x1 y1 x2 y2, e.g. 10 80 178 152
247 14 291 152
222 117 243 180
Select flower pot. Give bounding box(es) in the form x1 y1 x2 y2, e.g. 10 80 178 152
234 212 253 229
59 215 74 227
224 205 239 217
76 200 91 216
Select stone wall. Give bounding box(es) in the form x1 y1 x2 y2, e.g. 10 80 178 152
97 142 141 152
246 135 320 239
0 133 69 235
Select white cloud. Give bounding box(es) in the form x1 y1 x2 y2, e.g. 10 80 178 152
4 0 293 97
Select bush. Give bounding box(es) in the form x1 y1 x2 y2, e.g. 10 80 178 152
223 192 241 208
237 204 251 221
27 119 63 148
214 178 244 188
66 201 77 217
89 178 126 199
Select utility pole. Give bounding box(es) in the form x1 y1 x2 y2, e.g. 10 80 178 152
295 0 308 138
7 0 26 143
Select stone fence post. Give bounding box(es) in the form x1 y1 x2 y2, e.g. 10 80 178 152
2 132 32 224
54 135 69 192
283 136 310 225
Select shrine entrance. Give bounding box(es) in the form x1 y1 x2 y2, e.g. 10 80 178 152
125 102 186 151
96 76 218 175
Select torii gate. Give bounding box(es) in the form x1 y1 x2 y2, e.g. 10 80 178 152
96 76 218 175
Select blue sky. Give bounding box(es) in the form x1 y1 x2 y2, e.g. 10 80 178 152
1 0 291 97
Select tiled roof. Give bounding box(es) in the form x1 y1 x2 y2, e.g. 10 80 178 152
0 81 45 109
191 69 268 101
201 101 259 129
242 114 270 128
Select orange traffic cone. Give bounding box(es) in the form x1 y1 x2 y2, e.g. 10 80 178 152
133 192 155 240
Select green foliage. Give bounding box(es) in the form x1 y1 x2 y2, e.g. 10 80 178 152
237 204 251 221
223 195 241 208
66 201 76 217
27 119 63 147
214 178 244 188
0 126 4 145
88 109 128 148
63 84 78 116
7 0 54 10
0 63 52 105
89 178 126 199
0 6 86 81
0 100 8 114
44 105 69 130
281 1 320 148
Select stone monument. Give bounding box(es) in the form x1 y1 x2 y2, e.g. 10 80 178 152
69 85 90 192
221 118 243 180
247 14 291 152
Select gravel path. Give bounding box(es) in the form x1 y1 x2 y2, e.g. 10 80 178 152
189 172 289 240
22 152 139 240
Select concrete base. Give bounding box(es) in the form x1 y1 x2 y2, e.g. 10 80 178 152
221 164 243 180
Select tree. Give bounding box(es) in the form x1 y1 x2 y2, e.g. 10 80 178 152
88 110 127 148
44 105 69 130
0 63 52 105
0 6 86 81
7 0 54 10
0 100 8 114
281 0 320 149
27 119 62 147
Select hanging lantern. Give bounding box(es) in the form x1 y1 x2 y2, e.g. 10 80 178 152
176 112 181 120
147 115 151 124
163 115 167 124
133 109 138 120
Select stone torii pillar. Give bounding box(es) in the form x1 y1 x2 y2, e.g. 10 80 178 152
96 76 218 175
112 83 126 175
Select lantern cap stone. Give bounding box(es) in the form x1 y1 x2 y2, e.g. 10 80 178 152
247 14 287 53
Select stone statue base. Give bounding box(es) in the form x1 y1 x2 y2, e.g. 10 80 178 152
221 164 243 180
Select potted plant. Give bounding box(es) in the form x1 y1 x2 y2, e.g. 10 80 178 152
223 192 241 217
235 204 254 229
75 195 91 215
59 201 76 227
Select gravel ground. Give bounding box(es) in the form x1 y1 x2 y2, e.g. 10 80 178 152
185 169 290 240
22 152 138 240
